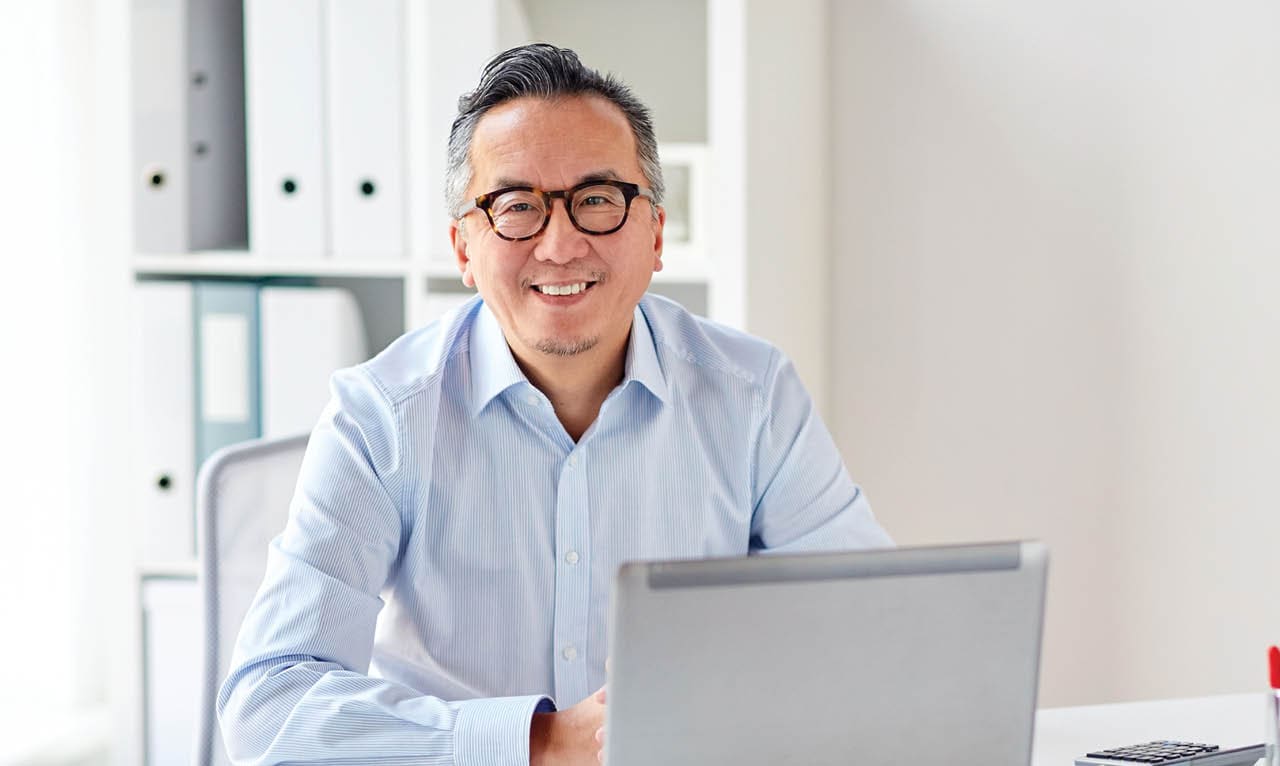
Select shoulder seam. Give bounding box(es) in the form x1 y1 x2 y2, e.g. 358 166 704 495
649 325 767 392
372 336 470 409
747 346 782 506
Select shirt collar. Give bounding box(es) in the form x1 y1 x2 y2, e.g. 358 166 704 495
624 303 670 405
468 301 670 417
470 302 528 416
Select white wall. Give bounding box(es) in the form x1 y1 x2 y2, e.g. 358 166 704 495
742 0 831 412
829 0 1280 706
1109 5 1280 702
708 0 832 410
0 1 131 762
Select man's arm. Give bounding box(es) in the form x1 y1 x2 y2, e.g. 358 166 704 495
217 366 550 765
748 350 894 553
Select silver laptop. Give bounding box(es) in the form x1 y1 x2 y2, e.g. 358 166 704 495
604 541 1048 766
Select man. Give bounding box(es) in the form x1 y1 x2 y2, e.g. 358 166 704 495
219 44 891 766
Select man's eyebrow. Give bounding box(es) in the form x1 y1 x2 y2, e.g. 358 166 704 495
573 169 623 185
490 170 624 190
493 177 533 189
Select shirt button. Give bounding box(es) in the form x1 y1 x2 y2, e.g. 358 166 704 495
562 645 578 661
565 550 580 565
567 455 577 468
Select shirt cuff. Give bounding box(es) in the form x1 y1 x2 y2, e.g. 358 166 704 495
453 694 556 766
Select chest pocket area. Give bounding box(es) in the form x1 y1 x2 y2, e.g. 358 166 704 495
595 442 752 562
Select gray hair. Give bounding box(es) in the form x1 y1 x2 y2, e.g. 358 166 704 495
445 43 664 219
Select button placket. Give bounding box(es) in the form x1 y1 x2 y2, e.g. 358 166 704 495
551 447 591 703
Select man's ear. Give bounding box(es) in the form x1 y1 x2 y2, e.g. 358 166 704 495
450 218 476 288
652 205 666 273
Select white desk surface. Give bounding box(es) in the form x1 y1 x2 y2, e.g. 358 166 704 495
1034 693 1265 765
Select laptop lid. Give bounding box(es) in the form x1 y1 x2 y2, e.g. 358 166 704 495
604 541 1048 766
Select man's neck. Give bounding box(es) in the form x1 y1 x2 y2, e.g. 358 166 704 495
513 331 630 443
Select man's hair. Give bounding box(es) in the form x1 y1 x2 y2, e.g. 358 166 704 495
445 43 664 219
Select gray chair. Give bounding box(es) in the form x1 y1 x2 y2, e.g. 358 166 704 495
193 434 310 766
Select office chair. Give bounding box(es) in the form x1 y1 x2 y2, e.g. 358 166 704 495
193 433 310 766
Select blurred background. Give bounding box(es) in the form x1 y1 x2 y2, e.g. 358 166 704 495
2 0 1279 763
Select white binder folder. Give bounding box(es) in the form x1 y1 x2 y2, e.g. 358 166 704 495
259 286 368 437
194 282 261 468
136 281 196 561
418 1 521 265
142 577 201 766
326 0 407 260
244 0 327 258
131 0 247 253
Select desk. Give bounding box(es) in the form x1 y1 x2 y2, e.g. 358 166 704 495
1034 693 1265 765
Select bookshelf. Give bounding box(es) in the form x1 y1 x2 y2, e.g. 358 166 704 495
124 4 718 765
122 0 842 764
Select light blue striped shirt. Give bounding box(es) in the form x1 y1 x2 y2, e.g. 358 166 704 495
218 293 892 765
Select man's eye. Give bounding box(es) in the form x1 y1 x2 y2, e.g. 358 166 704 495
499 202 535 214
581 196 609 207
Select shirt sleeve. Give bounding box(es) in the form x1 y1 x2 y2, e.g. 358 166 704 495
748 349 895 553
217 365 552 765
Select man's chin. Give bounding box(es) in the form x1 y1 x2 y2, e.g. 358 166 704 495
532 336 599 357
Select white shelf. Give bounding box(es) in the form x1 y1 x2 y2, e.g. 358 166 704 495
411 258 710 284
133 253 709 295
421 260 461 279
133 252 412 278
137 560 200 579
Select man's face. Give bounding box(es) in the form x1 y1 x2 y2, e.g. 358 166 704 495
451 95 664 360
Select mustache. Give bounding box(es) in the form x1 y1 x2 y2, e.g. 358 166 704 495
521 271 607 289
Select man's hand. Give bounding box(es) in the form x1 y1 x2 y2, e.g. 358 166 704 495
530 684 607 765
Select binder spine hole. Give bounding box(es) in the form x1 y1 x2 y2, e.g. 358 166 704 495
156 475 172 491
194 142 208 157
360 180 376 197
147 170 166 189
281 178 298 195
191 71 207 88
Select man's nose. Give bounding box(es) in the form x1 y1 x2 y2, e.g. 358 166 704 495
532 199 589 264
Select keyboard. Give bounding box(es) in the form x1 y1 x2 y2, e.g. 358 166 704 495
1075 741 1267 766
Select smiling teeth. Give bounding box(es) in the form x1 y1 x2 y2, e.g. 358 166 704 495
537 282 589 296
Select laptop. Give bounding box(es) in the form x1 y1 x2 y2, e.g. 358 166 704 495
604 541 1048 766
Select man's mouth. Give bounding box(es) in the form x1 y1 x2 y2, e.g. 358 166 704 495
531 280 599 296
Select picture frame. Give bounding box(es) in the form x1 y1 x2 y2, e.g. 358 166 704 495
657 142 709 271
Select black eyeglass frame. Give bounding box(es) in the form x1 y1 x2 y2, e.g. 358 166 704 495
457 179 657 242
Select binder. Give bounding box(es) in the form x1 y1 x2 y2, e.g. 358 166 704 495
244 0 327 258
131 0 247 252
194 282 261 468
141 576 201 766
326 0 407 260
421 1 517 265
259 286 368 437
136 281 196 561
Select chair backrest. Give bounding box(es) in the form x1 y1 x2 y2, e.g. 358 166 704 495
193 433 309 766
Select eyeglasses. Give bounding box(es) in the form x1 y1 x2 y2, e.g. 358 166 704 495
457 179 656 242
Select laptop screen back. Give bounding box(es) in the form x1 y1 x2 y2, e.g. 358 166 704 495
604 541 1048 766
